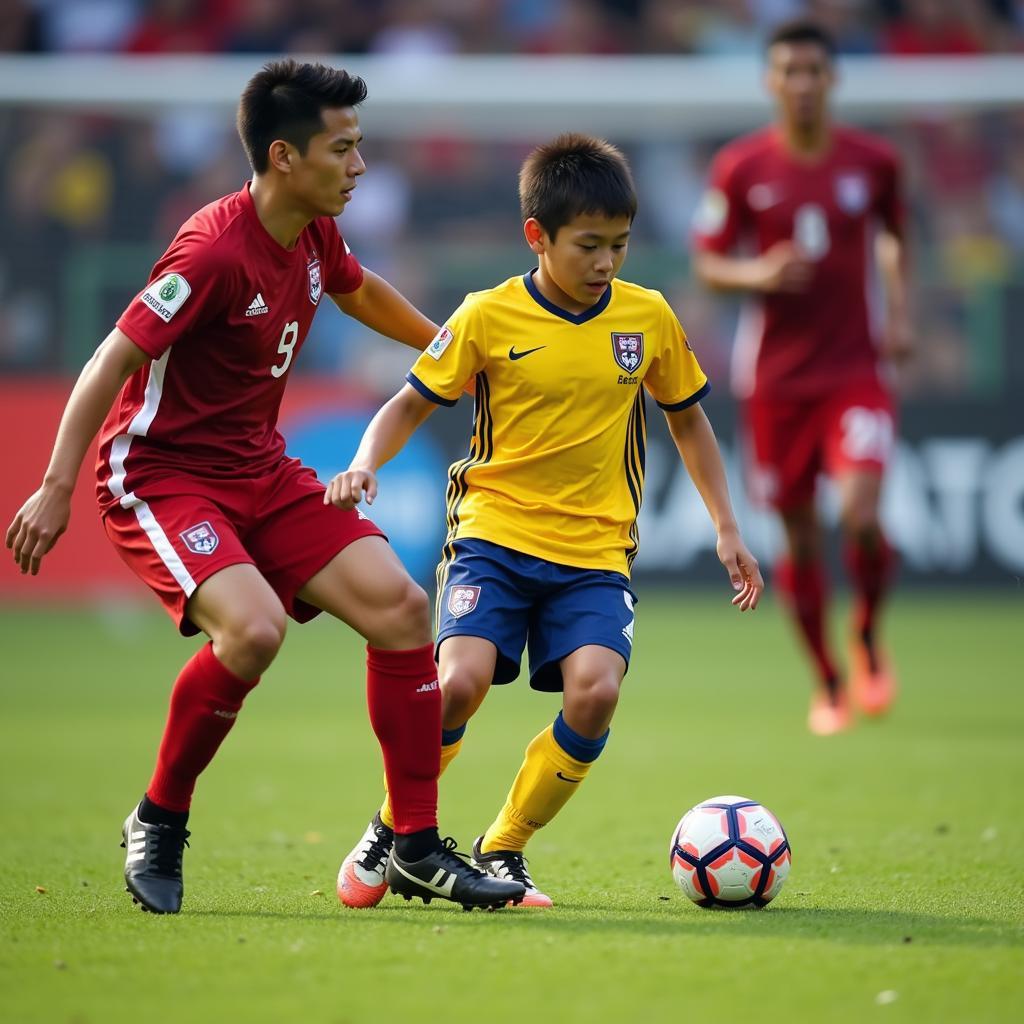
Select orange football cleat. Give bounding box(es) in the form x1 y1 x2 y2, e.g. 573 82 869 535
807 686 853 736
850 633 897 717
337 814 392 909
471 837 553 907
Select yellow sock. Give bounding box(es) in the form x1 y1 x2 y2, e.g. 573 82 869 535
481 723 594 853
379 737 463 831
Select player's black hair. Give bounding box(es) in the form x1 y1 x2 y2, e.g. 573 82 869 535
519 133 637 240
237 59 367 174
766 19 837 58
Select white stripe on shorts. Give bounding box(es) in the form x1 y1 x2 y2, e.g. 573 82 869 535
131 496 196 598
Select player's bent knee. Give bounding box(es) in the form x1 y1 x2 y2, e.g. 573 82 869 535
566 675 621 722
216 614 287 675
393 580 432 640
365 578 431 648
841 506 881 540
439 666 490 717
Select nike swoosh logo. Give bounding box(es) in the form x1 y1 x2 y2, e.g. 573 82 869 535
556 772 581 784
509 345 546 361
390 860 456 897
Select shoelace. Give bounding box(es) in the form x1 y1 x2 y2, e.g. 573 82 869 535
435 836 475 875
356 824 393 873
146 824 190 876
489 851 535 890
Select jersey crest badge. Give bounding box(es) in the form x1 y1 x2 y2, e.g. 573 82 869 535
308 259 322 305
447 584 481 618
611 332 644 373
427 326 454 361
180 521 219 555
835 173 869 215
140 272 192 322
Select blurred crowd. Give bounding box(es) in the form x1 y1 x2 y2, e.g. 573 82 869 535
2 0 1023 56
0 1 1021 398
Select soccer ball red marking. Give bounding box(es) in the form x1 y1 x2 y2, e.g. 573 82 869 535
669 795 791 909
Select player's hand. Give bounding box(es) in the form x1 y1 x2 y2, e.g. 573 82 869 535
324 467 378 510
5 483 72 576
880 316 914 366
716 529 764 612
757 241 814 294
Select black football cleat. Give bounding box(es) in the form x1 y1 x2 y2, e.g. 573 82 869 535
385 836 525 911
121 804 190 914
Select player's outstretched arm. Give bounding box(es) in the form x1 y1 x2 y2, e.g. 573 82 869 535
324 383 437 510
5 328 149 575
332 269 439 352
693 241 813 295
663 404 764 611
875 230 914 366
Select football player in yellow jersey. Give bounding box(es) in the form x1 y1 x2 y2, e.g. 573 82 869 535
330 134 763 909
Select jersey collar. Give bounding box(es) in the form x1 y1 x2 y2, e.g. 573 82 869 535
522 269 612 324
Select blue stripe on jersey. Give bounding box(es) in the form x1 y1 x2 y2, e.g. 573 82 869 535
434 373 493 631
657 380 711 412
522 269 612 325
406 371 459 407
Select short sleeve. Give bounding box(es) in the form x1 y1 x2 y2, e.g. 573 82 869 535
321 218 364 295
643 298 711 411
116 235 231 360
691 149 746 254
406 298 485 407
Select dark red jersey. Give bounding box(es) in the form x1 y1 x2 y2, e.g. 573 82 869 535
693 124 904 400
96 183 362 511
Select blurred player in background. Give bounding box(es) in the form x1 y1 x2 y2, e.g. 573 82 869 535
692 20 913 735
330 133 762 909
5 60 523 914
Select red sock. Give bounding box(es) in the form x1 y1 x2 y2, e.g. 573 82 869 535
146 643 259 812
775 559 839 692
365 644 441 834
844 535 895 642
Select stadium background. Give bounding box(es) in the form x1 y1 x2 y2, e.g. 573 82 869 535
2 7 1022 1024
2 0 1023 599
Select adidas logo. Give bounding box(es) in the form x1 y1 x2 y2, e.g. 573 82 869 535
245 293 269 317
415 680 439 693
125 829 148 864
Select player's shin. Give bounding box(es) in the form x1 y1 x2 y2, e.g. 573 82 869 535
146 642 260 814
775 558 840 695
379 723 465 830
843 533 895 646
365 644 442 857
481 712 608 852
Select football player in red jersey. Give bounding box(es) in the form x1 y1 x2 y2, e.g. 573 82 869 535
4 61 523 914
692 21 913 735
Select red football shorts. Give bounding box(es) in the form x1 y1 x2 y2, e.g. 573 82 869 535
101 457 384 635
742 379 896 511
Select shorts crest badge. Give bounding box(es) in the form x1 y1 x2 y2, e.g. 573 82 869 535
180 521 219 555
611 332 644 373
308 259 322 305
447 584 481 618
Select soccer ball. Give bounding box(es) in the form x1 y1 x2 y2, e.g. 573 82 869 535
670 795 791 909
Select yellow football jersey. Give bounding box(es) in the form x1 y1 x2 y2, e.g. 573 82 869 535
408 271 709 576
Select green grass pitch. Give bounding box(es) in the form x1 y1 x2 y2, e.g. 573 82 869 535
1 591 1021 1023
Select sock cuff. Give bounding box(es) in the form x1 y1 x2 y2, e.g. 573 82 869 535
552 711 609 764
441 723 467 746
366 643 436 681
200 642 259 701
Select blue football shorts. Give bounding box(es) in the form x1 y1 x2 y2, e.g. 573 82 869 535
434 537 638 692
